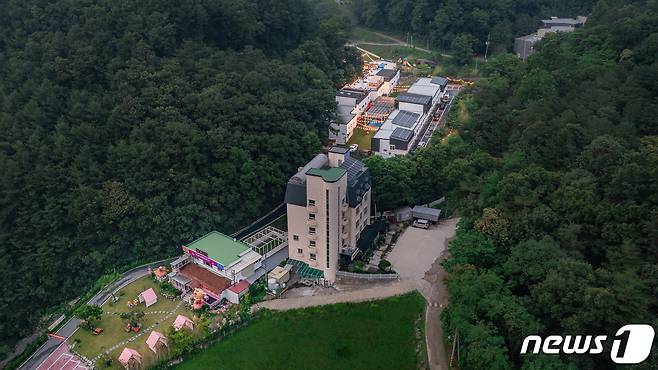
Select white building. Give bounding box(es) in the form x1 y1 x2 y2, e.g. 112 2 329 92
370 76 449 157
330 61 400 144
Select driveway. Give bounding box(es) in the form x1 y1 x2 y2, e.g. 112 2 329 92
253 279 415 311
387 218 459 370
387 218 457 301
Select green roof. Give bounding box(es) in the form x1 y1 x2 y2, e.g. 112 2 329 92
329 146 349 154
306 167 346 183
185 231 250 267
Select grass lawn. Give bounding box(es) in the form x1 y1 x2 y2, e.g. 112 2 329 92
350 27 399 44
174 292 426 370
357 44 435 62
69 276 198 369
347 127 375 151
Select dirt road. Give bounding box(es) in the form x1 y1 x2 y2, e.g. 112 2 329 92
253 279 416 311
388 218 459 370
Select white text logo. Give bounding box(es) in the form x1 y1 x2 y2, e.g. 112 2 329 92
520 324 655 364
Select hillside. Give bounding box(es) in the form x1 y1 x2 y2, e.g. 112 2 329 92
0 0 361 349
365 0 658 368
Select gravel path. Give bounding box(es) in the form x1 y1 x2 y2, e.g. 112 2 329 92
253 279 416 311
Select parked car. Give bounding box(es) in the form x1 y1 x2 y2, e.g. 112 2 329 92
412 219 430 229
349 144 358 152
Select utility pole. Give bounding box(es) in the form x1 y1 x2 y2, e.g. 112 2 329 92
484 32 491 61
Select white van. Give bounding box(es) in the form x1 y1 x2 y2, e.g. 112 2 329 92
412 219 430 229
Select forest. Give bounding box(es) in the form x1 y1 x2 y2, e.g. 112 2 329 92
0 0 361 349
365 0 658 368
352 0 596 54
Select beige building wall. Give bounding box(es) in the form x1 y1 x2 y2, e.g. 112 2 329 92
287 170 348 283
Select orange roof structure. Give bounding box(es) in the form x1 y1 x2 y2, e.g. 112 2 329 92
153 266 168 278
228 280 250 294
179 263 231 296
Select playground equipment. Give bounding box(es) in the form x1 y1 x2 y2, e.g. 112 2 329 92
125 323 141 333
92 327 104 335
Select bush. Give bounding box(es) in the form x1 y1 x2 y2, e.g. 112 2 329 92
378 259 392 272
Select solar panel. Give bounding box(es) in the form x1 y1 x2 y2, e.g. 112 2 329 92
392 111 420 128
396 92 432 105
391 127 414 142
340 157 365 183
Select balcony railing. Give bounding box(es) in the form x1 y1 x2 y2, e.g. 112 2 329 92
307 204 317 212
308 232 317 240
306 218 317 226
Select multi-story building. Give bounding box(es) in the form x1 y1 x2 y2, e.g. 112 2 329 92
284 147 371 283
330 61 400 144
371 76 449 157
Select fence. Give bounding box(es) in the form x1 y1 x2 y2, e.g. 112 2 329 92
336 271 399 280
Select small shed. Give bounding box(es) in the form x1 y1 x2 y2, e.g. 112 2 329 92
223 280 250 304
146 331 168 353
412 205 441 222
269 266 290 284
394 206 412 222
173 314 194 331
153 266 168 281
138 288 158 307
118 347 142 369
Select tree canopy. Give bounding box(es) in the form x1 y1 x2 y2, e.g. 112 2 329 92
367 0 658 368
353 0 596 54
0 0 361 348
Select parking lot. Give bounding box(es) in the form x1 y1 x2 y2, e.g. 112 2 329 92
386 218 458 300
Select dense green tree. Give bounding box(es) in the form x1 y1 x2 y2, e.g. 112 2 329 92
368 1 658 368
0 0 361 347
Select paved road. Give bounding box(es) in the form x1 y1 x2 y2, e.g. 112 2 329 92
232 203 286 240
253 279 416 311
387 218 459 370
18 260 169 370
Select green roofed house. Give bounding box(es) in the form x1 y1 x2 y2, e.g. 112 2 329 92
284 146 372 284
168 231 264 303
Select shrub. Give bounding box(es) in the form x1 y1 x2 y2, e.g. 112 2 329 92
378 259 392 272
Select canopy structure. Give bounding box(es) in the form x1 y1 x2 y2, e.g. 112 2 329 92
173 314 194 331
289 259 324 279
138 288 157 307
412 205 441 222
146 331 168 353
118 347 142 369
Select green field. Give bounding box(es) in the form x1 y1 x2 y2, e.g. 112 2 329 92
175 293 426 370
347 127 375 151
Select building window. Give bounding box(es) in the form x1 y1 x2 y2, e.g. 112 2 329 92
308 199 316 206
297 248 303 254
310 253 316 261
309 227 316 234
293 234 299 241
309 213 315 220
310 240 316 247
390 144 396 150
